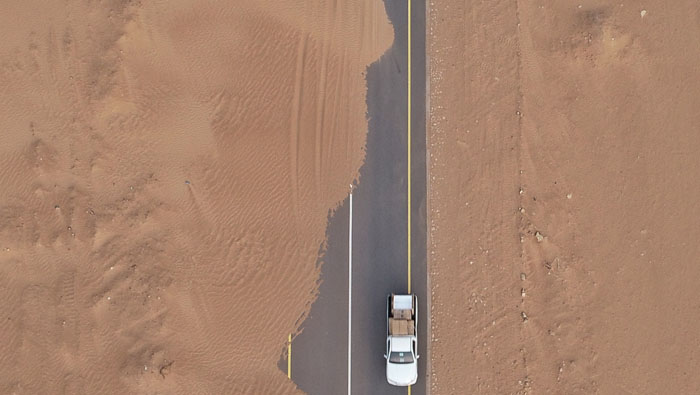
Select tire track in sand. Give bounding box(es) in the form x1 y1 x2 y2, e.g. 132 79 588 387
290 32 308 222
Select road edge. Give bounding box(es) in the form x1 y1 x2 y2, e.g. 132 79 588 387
424 0 432 394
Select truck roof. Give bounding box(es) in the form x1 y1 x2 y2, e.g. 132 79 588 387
392 336 412 352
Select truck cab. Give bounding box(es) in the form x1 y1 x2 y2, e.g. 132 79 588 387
385 294 418 386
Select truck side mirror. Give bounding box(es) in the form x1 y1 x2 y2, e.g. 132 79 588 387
384 354 388 359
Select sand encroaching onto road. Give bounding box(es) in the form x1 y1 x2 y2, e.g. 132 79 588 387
429 0 700 393
0 0 392 393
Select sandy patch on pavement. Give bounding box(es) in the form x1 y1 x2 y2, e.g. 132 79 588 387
0 0 391 393
428 1 700 393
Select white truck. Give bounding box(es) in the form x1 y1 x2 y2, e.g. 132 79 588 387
385 293 419 386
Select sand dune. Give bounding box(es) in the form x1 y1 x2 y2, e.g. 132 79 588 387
429 1 700 393
0 0 392 393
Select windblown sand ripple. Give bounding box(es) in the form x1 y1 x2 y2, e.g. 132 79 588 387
0 0 392 393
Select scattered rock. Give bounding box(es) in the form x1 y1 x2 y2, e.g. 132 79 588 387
521 311 528 322
535 231 544 242
520 272 527 281
567 193 573 199
641 9 647 18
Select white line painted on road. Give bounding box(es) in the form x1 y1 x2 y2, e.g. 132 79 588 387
348 185 353 395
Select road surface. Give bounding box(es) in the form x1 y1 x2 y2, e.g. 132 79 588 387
286 0 427 393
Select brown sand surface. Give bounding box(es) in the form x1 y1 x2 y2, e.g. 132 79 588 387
0 0 391 393
428 1 700 393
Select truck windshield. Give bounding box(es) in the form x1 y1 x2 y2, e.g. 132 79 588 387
389 351 414 364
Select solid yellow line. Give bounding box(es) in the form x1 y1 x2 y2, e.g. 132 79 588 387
287 333 292 379
408 0 412 389
407 0 412 296
408 1 413 391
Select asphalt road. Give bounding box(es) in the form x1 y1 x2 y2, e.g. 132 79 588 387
286 0 427 393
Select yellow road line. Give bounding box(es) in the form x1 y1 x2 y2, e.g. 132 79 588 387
407 0 412 296
408 1 412 393
287 333 292 379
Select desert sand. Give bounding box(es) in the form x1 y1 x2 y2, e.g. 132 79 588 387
0 0 391 393
428 1 700 393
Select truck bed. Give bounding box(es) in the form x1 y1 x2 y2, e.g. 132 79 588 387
388 294 416 336
389 318 415 335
